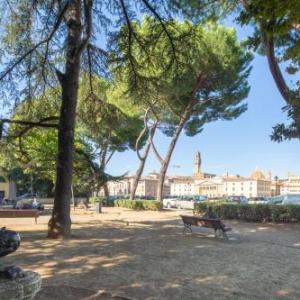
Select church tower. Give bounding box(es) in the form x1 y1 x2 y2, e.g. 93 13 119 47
194 151 201 174
193 151 203 178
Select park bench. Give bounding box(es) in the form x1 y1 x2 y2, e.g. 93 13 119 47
0 209 40 224
180 215 231 239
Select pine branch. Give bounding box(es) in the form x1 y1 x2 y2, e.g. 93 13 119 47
0 1 69 81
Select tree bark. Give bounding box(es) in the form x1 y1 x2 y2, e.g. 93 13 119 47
155 76 203 201
260 28 291 104
99 140 110 198
156 109 190 202
48 1 82 238
103 183 109 197
130 122 158 200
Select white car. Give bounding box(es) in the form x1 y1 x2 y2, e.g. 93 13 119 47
163 196 205 210
269 194 300 205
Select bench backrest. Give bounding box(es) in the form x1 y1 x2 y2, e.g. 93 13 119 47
181 215 199 226
0 209 39 218
181 215 221 229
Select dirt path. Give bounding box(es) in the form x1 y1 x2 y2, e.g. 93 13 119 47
1 207 300 299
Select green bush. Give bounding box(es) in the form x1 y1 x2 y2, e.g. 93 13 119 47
89 197 115 207
114 199 162 211
194 202 300 223
89 197 98 205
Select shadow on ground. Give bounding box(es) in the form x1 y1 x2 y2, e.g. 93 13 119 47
2 211 300 300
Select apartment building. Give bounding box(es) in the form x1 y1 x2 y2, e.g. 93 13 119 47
223 168 271 198
281 175 300 194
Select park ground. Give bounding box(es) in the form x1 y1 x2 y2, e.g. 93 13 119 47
1 207 300 300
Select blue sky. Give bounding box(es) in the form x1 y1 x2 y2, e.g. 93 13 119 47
107 19 300 179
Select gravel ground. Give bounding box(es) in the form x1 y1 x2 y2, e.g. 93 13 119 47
1 207 300 300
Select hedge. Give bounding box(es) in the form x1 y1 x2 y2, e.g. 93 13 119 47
194 202 300 223
114 200 162 211
90 197 115 207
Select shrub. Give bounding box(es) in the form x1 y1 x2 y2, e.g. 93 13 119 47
114 200 162 211
89 197 115 207
89 197 98 205
193 202 300 223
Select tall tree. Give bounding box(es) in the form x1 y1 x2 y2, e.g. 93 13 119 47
116 20 252 201
0 1 191 237
0 77 144 198
130 109 158 200
78 75 145 197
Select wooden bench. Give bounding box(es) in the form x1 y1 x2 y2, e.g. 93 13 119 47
0 209 40 224
180 215 231 239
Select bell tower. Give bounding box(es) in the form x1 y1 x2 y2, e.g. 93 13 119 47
193 151 202 177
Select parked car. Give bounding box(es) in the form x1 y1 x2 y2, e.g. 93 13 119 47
268 194 300 205
226 195 248 204
248 197 269 204
163 195 205 210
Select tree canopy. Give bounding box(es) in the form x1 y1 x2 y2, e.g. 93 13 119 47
115 19 252 200
171 0 300 141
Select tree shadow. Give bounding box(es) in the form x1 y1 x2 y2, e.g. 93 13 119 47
1 217 300 299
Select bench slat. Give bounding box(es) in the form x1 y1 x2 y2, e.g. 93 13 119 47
180 215 230 239
0 209 39 224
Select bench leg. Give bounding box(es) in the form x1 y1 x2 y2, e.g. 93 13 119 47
214 228 219 237
183 223 192 234
35 217 37 224
214 228 223 238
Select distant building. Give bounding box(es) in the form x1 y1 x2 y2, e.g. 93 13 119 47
281 175 300 194
103 172 170 198
271 179 283 196
0 172 16 201
106 179 131 197
169 151 216 196
223 168 271 198
102 152 283 200
192 151 215 179
170 176 196 196
195 177 224 198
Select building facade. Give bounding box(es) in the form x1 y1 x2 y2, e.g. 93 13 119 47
106 179 131 197
102 152 280 200
223 168 271 198
103 172 170 198
170 177 196 196
0 172 16 201
195 178 224 198
281 175 300 194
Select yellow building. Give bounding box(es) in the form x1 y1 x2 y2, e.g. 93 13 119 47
281 175 300 194
0 173 16 200
223 168 271 198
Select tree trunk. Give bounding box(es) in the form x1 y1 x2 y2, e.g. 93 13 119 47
99 142 110 198
130 123 157 200
103 183 109 197
130 142 150 200
156 110 191 202
48 1 82 238
260 29 290 104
